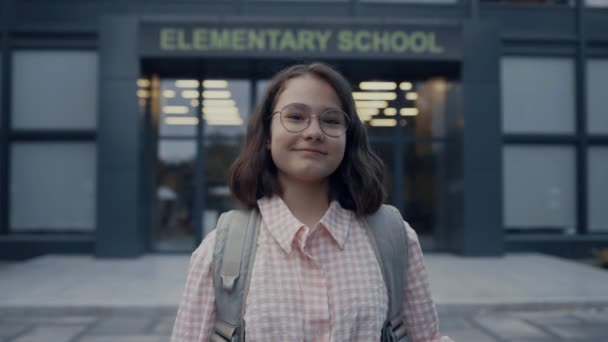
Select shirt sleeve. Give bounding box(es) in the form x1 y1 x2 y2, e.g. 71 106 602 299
171 230 217 342
401 221 454 342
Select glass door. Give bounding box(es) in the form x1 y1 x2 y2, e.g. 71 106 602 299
153 78 200 252
357 77 459 249
146 76 251 251
200 79 250 238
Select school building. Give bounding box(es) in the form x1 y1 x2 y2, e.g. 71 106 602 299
0 0 607 259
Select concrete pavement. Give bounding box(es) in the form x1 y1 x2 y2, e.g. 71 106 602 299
1 305 608 341
1 253 607 341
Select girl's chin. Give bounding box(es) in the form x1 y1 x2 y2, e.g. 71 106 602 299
278 170 333 186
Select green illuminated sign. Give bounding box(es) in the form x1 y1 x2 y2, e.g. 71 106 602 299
141 23 460 60
158 28 444 54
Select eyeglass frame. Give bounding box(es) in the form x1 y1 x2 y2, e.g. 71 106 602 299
270 104 350 138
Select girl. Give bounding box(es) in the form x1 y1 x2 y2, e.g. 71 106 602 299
171 63 452 342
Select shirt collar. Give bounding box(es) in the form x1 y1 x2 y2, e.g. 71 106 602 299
320 201 352 250
257 196 353 254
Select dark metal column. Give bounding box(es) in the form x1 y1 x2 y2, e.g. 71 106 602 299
0 0 14 236
193 76 206 246
575 0 588 235
96 16 144 257
460 21 503 256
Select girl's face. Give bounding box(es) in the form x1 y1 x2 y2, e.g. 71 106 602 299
268 74 347 186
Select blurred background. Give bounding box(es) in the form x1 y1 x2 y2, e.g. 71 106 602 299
1 1 608 341
0 0 606 262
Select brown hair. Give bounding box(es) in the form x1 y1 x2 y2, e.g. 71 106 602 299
228 63 386 216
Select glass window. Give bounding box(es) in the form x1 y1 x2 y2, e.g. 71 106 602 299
588 147 608 232
403 143 447 236
481 0 572 4
158 79 250 138
10 142 96 232
361 0 458 3
409 78 452 138
203 140 242 237
587 59 608 134
159 79 199 137
370 142 394 204
154 139 197 251
249 0 348 2
203 79 250 138
586 0 608 6
501 57 575 134
256 80 271 105
158 139 197 164
353 80 407 134
503 146 576 233
11 51 98 130
354 78 452 137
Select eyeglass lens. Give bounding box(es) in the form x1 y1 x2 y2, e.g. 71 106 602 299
279 104 348 137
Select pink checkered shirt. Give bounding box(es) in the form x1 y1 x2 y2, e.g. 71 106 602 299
171 196 453 342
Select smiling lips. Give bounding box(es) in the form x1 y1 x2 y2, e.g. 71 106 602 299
293 148 326 155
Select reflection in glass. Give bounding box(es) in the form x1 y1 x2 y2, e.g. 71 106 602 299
199 80 249 236
410 78 450 138
255 80 271 105
203 140 243 237
586 59 608 134
504 146 576 233
402 143 446 236
501 57 575 134
11 51 98 130
203 80 250 137
155 140 197 251
10 142 96 232
159 79 198 137
482 0 571 4
586 0 608 6
370 143 394 203
588 147 608 232
354 78 454 138
361 0 457 3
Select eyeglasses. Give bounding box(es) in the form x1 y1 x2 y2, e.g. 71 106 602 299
271 104 350 138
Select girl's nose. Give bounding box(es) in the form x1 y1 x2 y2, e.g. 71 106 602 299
302 115 324 140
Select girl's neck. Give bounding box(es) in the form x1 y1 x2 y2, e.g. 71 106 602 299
278 174 330 229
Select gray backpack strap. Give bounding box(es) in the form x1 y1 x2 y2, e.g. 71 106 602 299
364 204 410 342
211 209 260 342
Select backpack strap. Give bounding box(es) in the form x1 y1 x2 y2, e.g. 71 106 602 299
364 204 410 342
211 209 260 342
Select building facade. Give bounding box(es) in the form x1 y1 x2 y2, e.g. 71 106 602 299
0 0 607 259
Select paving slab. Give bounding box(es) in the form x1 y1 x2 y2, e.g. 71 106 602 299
572 309 608 324
0 255 188 308
0 323 29 340
424 253 608 309
0 252 607 312
474 316 551 340
76 336 169 342
0 306 606 342
436 327 497 342
546 324 608 340
10 325 86 342
87 316 156 335
151 317 178 335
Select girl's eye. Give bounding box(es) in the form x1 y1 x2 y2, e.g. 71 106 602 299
323 118 340 125
322 113 344 125
286 112 306 120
